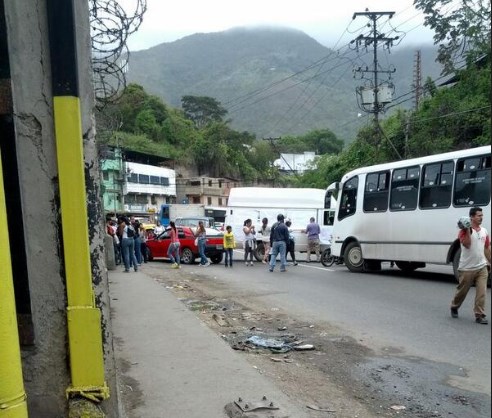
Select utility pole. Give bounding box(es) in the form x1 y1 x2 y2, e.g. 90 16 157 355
413 50 422 110
352 11 398 139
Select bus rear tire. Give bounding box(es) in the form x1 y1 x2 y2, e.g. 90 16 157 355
344 242 364 272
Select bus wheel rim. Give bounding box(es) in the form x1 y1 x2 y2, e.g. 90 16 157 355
349 247 363 267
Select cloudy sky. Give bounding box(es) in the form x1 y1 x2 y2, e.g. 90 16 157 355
120 0 436 51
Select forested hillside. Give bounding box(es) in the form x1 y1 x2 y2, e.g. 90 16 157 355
125 27 442 142
99 1 489 190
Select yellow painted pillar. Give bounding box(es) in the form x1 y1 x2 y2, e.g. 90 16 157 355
0 153 28 417
47 0 108 401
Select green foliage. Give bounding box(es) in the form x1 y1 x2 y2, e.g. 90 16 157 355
135 109 158 137
409 61 490 154
106 131 177 159
276 129 343 155
414 0 491 74
181 95 228 129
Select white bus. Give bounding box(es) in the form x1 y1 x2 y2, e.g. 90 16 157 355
328 145 491 279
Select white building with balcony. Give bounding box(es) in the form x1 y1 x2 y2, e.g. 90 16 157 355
123 162 176 214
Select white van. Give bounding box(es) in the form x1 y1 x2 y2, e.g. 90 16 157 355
225 187 336 261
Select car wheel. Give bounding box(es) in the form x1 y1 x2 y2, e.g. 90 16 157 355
344 242 364 272
181 247 195 265
210 254 223 264
254 243 265 262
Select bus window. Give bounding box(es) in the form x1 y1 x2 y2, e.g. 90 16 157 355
454 155 491 206
390 166 419 211
420 161 453 209
363 171 389 212
338 176 358 220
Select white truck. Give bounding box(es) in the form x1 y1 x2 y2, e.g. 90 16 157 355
225 187 336 261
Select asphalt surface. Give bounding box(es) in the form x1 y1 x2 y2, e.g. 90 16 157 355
109 252 491 417
211 256 491 396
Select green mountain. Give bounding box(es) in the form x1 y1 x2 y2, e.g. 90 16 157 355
125 27 442 142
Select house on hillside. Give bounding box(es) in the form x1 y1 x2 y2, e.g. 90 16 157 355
176 176 239 206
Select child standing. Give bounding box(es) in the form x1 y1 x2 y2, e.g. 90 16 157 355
223 225 235 267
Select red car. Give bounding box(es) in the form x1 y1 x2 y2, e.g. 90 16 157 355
146 226 224 264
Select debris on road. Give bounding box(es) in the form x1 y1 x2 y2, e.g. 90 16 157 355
212 313 230 327
306 404 336 412
390 405 406 411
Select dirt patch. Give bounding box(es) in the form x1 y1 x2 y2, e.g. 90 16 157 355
145 264 490 418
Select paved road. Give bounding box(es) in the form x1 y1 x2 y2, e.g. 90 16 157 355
200 253 491 396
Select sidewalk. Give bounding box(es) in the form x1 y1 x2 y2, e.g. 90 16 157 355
109 267 310 418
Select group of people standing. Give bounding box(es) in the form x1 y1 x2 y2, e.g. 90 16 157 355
106 215 323 273
228 215 322 272
105 216 149 273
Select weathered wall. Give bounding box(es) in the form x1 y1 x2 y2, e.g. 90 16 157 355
5 0 119 416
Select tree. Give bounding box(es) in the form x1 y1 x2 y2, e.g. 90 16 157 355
181 95 228 129
414 0 491 74
135 109 158 137
300 129 343 155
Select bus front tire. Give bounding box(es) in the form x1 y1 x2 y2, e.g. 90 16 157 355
344 242 364 272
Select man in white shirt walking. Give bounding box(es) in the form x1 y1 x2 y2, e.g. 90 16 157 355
450 207 491 324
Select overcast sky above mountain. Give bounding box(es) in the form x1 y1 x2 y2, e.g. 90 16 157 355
121 0 437 51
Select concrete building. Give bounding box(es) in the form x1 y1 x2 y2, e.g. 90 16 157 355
176 176 239 206
1 1 119 416
100 147 234 218
124 161 176 213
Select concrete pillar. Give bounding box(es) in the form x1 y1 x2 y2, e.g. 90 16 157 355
4 0 120 415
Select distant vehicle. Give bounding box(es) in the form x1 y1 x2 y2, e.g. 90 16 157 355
328 145 491 279
214 222 225 231
146 226 224 264
225 187 337 261
175 216 215 228
205 206 227 224
159 203 205 226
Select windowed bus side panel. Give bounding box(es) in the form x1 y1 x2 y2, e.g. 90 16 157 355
331 148 491 270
